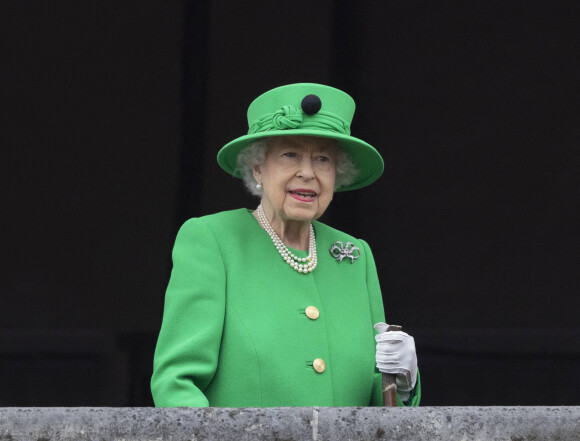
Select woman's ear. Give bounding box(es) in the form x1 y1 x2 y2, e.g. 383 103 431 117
252 164 262 184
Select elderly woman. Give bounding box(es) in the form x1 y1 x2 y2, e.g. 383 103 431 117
151 83 420 407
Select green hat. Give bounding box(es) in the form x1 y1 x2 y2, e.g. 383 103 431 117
217 83 384 191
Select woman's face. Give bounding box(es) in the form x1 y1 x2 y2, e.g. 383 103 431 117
253 136 337 224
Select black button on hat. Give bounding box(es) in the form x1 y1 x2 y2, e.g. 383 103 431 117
301 94 322 115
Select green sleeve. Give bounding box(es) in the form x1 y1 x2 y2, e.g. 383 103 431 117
362 240 421 407
151 218 226 407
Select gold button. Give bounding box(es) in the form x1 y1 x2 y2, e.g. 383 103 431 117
313 358 326 373
305 306 320 320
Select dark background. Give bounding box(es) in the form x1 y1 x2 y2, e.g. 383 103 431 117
2 0 578 406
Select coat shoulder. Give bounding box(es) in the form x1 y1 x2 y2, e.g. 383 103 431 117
181 208 252 231
313 220 368 247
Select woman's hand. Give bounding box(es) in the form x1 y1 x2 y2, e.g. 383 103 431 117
374 323 418 400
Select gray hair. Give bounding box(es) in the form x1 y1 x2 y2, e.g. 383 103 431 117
235 138 359 197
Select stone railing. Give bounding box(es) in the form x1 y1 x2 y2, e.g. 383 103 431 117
1 407 578 440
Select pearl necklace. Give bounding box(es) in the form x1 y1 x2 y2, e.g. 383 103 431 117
256 204 318 273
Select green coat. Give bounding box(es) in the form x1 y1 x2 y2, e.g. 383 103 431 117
151 209 420 407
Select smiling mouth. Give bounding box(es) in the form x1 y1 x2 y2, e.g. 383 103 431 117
289 189 318 202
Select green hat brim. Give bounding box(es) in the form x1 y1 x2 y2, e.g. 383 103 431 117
217 129 384 192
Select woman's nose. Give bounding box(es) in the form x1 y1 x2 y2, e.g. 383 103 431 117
297 157 315 179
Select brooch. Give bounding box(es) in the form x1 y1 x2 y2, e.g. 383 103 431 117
330 241 361 263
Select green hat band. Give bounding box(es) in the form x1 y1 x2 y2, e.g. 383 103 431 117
248 105 351 136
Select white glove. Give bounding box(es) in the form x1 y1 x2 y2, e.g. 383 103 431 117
374 322 418 400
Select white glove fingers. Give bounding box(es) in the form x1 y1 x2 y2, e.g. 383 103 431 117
375 339 405 349
376 351 399 359
374 322 418 390
375 331 411 343
374 322 390 333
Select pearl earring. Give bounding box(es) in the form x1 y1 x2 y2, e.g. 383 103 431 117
256 183 262 191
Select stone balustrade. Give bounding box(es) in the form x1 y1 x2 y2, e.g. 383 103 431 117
1 406 578 440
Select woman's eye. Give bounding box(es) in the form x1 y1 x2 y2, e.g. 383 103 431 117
282 152 297 158
317 156 330 162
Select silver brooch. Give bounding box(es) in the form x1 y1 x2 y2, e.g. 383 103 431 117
330 241 361 263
